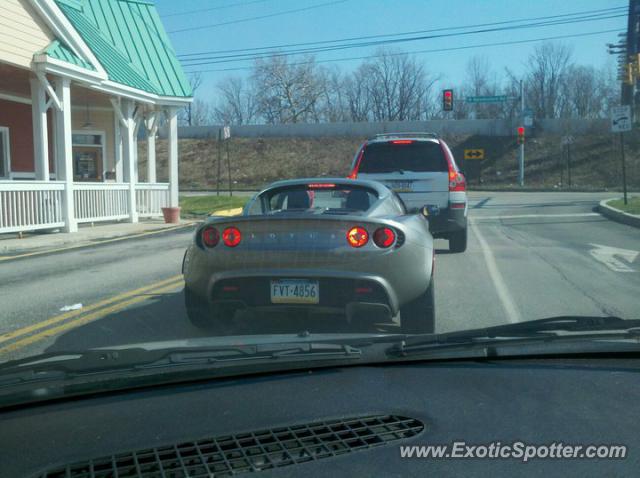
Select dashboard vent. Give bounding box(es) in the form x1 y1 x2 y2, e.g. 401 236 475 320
38 415 423 477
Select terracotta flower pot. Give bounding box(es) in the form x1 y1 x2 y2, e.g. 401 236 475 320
161 207 181 224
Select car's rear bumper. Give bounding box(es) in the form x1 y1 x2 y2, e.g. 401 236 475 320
207 275 395 321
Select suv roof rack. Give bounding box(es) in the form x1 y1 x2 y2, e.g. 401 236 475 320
370 132 439 141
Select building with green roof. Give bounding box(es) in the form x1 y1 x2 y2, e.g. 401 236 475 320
0 0 192 233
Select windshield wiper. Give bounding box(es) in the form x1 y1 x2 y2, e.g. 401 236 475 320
388 316 640 357
0 342 362 387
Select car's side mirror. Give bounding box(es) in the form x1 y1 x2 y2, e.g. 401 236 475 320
422 205 440 217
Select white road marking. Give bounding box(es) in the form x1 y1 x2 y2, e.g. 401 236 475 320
589 244 638 273
471 213 599 220
471 222 521 323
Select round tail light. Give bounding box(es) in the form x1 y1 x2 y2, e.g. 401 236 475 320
201 226 219 248
347 226 368 248
373 227 396 248
222 226 242 247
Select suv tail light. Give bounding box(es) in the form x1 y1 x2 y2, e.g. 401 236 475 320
440 141 466 192
449 170 466 192
373 227 396 248
222 227 241 247
201 226 219 248
348 148 365 179
347 226 369 248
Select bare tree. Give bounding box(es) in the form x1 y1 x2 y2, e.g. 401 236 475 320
213 76 257 125
525 42 573 118
465 56 501 119
251 55 325 123
356 49 437 121
179 72 205 126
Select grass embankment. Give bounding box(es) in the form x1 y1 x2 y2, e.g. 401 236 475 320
608 197 640 215
179 195 248 218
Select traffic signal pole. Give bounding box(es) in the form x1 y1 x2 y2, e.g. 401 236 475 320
519 80 525 187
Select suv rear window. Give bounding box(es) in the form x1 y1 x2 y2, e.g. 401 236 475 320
359 140 448 173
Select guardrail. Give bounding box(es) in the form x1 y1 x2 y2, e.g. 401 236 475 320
73 182 130 223
0 181 66 233
136 183 170 217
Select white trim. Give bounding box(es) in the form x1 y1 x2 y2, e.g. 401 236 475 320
93 81 192 106
30 0 107 77
33 56 106 84
72 130 107 181
0 92 32 105
35 71 62 112
0 127 11 179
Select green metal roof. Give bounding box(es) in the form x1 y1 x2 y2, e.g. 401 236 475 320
45 39 96 71
53 0 192 98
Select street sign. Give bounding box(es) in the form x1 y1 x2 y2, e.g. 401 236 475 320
223 125 231 139
464 149 485 160
523 108 534 127
465 95 510 103
561 135 575 145
611 105 632 132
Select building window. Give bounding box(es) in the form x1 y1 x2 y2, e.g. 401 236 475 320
72 132 104 181
0 127 10 179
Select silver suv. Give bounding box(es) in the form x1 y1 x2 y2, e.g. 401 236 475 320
348 133 468 252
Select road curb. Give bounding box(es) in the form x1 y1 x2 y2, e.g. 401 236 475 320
597 199 640 229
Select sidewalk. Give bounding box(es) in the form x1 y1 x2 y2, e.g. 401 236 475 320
0 219 197 256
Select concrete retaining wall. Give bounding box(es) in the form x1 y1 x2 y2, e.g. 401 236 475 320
161 118 610 140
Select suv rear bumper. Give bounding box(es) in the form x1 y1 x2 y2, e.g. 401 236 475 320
427 205 467 237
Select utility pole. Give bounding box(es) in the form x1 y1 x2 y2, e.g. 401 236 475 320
216 128 222 196
519 79 525 187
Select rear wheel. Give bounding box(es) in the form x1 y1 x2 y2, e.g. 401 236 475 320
184 287 235 331
400 279 435 334
449 227 468 253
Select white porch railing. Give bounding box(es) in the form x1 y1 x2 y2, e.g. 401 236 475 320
0 181 66 233
136 183 170 217
73 183 130 223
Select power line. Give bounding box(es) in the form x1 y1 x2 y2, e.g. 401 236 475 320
178 5 625 58
184 28 622 74
162 0 270 18
180 12 626 67
168 0 348 34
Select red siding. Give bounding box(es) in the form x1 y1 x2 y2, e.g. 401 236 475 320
0 99 54 174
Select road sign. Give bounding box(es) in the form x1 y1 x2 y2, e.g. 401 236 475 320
223 125 231 139
611 105 632 132
464 149 485 160
465 95 509 103
561 135 575 145
523 108 534 127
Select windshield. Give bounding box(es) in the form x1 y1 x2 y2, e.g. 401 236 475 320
358 141 449 173
0 0 638 407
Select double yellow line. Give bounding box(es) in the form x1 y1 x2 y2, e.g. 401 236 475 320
0 275 184 355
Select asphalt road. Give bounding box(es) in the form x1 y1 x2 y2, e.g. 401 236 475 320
1 191 638 363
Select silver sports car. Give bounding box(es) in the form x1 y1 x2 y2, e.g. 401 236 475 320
182 178 435 333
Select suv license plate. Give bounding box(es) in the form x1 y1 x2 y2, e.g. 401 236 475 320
270 279 319 304
389 181 413 192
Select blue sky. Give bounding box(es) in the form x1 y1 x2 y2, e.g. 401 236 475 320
155 0 627 102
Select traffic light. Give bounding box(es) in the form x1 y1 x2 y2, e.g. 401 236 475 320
517 126 525 145
443 89 453 111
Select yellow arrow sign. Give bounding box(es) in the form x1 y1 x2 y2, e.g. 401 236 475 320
464 149 485 160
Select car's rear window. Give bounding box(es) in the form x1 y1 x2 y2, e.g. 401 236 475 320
359 141 448 173
256 184 379 214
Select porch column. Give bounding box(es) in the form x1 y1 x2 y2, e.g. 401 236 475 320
30 77 49 181
122 100 138 223
145 111 158 183
113 108 123 181
54 77 77 232
167 107 179 207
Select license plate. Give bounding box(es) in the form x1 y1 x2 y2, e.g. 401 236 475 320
270 279 319 304
389 181 413 192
